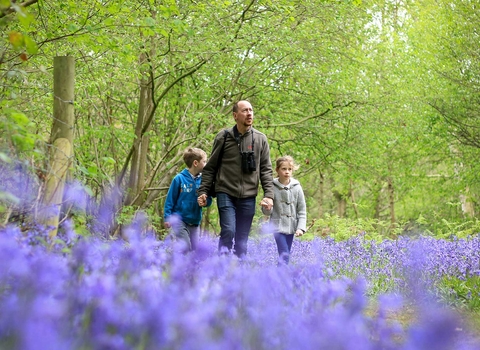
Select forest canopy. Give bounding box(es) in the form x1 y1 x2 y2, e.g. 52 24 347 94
1 0 479 236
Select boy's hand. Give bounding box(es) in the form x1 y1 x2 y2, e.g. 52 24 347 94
295 229 304 237
197 194 207 207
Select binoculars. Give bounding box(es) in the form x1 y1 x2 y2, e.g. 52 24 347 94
241 151 256 173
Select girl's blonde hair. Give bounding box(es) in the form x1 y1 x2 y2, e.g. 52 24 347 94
275 155 299 171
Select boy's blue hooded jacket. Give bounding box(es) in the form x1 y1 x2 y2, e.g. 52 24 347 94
164 168 212 225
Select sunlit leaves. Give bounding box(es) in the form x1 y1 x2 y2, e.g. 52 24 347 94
102 157 116 165
0 0 10 10
1 0 479 224
1 109 37 152
15 4 35 28
23 34 37 53
157 3 180 18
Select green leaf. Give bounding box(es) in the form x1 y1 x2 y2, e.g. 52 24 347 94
0 0 10 10
0 191 20 204
106 4 119 14
67 23 79 32
78 166 90 176
16 6 35 28
22 135 35 150
102 157 116 164
11 133 34 151
84 186 94 197
143 17 156 27
159 29 169 37
0 152 12 163
104 17 114 26
9 112 29 126
87 165 98 176
23 35 38 54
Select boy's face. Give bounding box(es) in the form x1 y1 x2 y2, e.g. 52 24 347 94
195 156 207 171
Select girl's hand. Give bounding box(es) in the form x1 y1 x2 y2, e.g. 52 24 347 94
260 198 273 211
295 229 304 237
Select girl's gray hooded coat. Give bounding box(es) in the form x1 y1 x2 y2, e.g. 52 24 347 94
263 178 307 235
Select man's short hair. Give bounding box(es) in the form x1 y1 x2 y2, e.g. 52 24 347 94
233 102 239 113
232 100 250 113
183 147 206 167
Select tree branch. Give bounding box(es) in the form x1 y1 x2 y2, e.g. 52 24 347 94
0 0 38 18
267 101 360 128
117 59 208 186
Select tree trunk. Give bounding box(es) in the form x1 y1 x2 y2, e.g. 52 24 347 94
126 50 154 206
373 181 382 220
333 190 347 218
318 170 324 218
350 178 359 219
387 176 396 224
460 187 475 218
39 56 75 238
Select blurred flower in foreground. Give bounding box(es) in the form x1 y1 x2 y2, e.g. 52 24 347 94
0 223 479 349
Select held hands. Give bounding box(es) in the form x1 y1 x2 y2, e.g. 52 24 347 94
295 229 304 237
260 197 273 211
197 194 207 207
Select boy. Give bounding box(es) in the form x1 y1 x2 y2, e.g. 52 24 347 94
164 147 212 251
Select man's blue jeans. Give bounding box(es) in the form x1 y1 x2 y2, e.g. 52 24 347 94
274 232 294 264
216 192 256 257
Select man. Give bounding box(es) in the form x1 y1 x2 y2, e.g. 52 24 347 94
198 100 274 257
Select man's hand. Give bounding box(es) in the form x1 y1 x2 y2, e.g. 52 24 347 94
197 194 207 207
260 197 273 211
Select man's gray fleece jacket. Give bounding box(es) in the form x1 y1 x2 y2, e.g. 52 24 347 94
263 178 307 235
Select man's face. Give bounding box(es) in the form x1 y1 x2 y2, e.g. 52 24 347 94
234 101 254 128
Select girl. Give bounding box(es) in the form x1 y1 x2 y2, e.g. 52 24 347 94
262 156 307 264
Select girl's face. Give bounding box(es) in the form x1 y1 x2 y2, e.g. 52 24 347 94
276 161 294 183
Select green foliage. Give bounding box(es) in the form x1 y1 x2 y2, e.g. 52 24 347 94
438 276 480 311
116 205 165 238
301 215 480 243
301 214 403 242
116 205 139 227
0 108 38 153
65 213 92 238
428 217 480 240
1 0 480 228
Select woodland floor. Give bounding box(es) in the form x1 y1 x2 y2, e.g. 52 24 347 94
366 302 480 346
